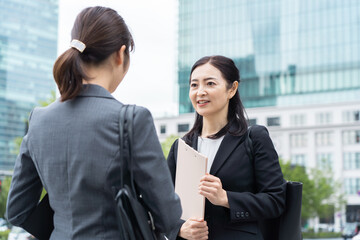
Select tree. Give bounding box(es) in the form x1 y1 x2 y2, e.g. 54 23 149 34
0 177 12 218
280 159 346 223
309 165 346 221
280 160 317 220
161 135 179 159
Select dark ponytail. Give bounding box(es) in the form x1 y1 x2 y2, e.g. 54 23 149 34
53 6 134 101
53 49 87 101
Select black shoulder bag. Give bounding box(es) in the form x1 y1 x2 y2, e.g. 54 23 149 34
21 193 54 240
114 105 157 240
245 126 303 240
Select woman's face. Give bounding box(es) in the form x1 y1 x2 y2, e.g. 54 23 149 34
189 63 235 119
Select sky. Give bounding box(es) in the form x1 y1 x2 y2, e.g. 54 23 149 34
58 0 178 117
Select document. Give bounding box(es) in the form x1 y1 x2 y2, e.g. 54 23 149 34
175 138 208 220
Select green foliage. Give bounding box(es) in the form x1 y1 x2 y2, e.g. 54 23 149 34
38 90 56 107
302 231 341 238
0 177 12 218
0 230 10 240
280 160 317 219
280 159 346 222
12 136 23 156
161 135 179 159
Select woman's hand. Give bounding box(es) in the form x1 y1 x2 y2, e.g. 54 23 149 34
199 173 229 208
179 218 208 240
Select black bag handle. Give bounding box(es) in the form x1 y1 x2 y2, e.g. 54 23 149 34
119 104 136 194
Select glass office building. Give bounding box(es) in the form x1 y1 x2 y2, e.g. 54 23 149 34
0 0 58 170
178 0 360 114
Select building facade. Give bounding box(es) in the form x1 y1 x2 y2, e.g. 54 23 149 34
156 0 360 231
0 0 58 170
178 0 360 114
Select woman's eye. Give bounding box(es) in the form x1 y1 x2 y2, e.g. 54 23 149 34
190 83 197 87
207 82 215 86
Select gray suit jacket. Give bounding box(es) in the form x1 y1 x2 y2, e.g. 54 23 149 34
6 84 182 240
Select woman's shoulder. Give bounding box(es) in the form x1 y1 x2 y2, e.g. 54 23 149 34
249 124 270 140
132 105 155 124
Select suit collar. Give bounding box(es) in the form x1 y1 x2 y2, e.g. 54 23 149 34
190 123 246 175
78 84 115 99
210 132 246 175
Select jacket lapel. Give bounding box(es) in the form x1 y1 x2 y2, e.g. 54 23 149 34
209 129 246 175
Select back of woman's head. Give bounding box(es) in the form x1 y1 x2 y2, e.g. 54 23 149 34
53 6 134 101
185 55 248 142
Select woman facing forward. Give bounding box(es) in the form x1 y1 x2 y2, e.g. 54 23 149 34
6 6 181 240
167 56 286 240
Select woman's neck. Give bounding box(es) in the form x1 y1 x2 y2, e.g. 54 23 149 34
201 115 228 138
82 66 113 92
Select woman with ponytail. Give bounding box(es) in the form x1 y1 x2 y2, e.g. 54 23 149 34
6 6 181 239
166 56 286 240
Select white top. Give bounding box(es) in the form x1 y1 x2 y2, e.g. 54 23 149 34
197 136 225 173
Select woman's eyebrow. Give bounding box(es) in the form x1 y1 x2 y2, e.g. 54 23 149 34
190 77 217 82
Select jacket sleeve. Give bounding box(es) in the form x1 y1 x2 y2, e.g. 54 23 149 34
166 140 186 240
131 106 182 233
6 110 43 226
227 125 286 222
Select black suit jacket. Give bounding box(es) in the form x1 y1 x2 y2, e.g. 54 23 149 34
167 125 286 240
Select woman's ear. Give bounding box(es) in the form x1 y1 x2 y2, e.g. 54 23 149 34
115 45 127 66
228 81 239 99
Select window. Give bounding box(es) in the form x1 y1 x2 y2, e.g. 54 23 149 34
343 130 360 145
248 118 257 126
290 114 306 126
291 154 307 166
160 125 166 134
177 123 189 133
316 153 333 169
315 131 334 146
343 110 360 123
344 178 360 195
290 133 307 147
316 112 333 125
343 152 360 170
267 117 280 126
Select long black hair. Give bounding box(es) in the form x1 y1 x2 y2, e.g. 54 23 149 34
184 55 248 144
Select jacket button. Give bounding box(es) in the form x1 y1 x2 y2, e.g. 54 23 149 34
235 212 240 218
245 212 249 217
240 212 245 218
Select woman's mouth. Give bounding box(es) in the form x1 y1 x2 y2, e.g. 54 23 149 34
197 100 210 106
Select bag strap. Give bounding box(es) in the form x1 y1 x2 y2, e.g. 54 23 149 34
245 126 254 164
119 104 136 194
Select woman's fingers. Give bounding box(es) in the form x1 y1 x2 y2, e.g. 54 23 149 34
200 173 218 182
188 219 207 228
179 219 208 240
199 180 221 189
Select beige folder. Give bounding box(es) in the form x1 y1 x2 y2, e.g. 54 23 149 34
175 138 208 220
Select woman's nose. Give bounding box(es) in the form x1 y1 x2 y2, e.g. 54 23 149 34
197 86 206 96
